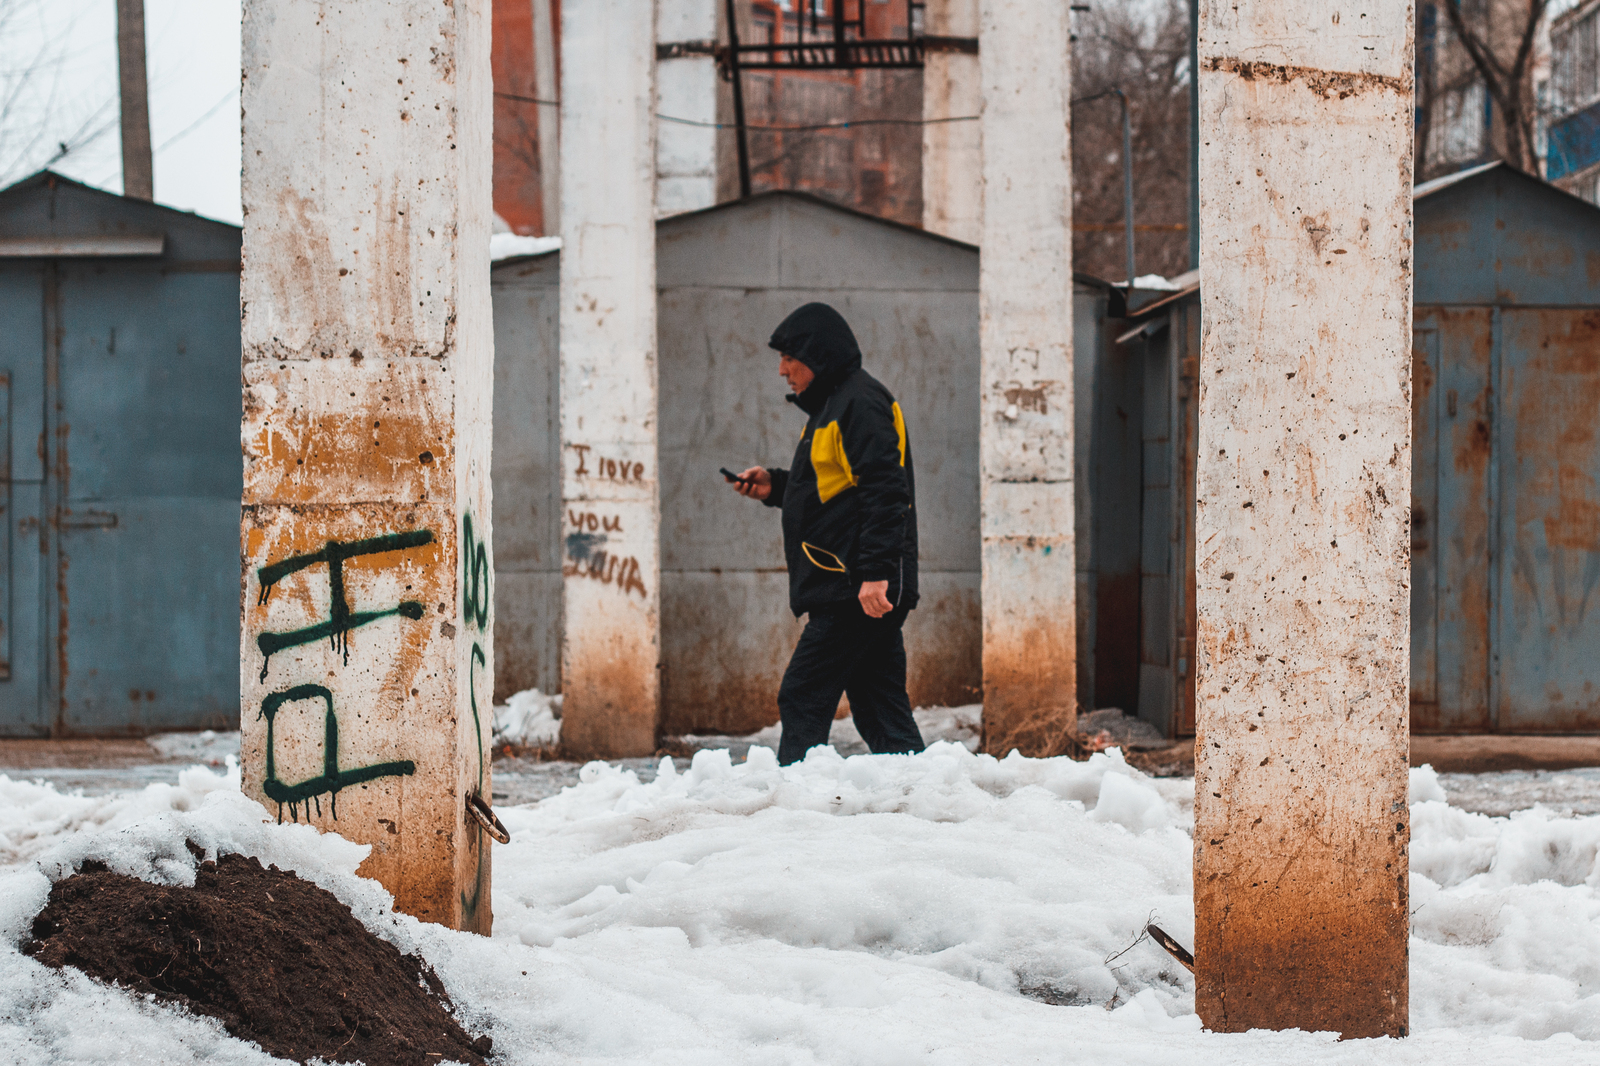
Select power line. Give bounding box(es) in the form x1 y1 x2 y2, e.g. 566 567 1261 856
497 87 1130 131
493 91 977 131
156 88 237 155
658 113 978 131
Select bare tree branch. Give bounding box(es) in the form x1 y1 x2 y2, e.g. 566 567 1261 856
1438 0 1549 172
0 0 120 185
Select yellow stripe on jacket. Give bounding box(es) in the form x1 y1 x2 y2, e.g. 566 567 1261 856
810 421 855 503
809 405 909 504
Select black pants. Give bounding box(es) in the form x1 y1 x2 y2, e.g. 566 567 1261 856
776 603 926 765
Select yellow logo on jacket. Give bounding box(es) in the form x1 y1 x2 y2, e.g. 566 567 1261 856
809 402 908 504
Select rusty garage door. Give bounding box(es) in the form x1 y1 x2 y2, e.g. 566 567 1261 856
0 257 241 736
1411 310 1493 731
1496 309 1600 731
1412 306 1600 732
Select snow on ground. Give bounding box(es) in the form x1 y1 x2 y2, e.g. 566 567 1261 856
495 689 564 749
2 746 1598 1064
1435 767 1600 818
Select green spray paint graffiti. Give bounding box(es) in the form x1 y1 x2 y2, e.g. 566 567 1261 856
462 513 489 632
258 684 416 824
461 642 489 928
256 530 436 680
461 511 492 928
461 512 492 792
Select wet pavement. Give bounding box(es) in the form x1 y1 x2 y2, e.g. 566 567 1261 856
4 731 1600 816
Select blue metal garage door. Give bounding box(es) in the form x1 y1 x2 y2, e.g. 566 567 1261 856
0 217 241 736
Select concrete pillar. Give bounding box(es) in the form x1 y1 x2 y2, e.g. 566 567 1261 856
239 0 496 934
977 0 1076 757
115 0 153 200
557 0 661 758
531 0 561 236
656 0 720 216
1193 2 1413 1037
922 0 982 244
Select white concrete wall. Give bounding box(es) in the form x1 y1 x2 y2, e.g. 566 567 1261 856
239 0 495 932
656 0 720 216
558 0 662 757
1193 0 1413 1037
922 0 982 244
977 0 1076 756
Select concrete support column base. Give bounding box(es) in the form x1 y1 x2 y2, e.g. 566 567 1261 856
239 0 496 932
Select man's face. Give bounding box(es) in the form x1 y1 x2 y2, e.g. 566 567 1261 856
779 352 815 394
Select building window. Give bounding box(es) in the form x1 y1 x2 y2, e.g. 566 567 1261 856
1429 79 1489 168
1553 7 1600 120
1574 166 1600 207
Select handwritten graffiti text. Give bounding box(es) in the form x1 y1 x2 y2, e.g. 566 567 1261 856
569 444 644 482
258 684 416 823
567 509 622 533
255 529 435 680
564 549 648 598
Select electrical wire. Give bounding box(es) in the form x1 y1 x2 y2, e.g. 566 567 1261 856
659 113 978 131
497 88 1126 130
156 88 238 154
493 91 977 131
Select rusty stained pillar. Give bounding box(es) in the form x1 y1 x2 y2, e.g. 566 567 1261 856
922 0 981 244
556 0 661 758
976 0 1076 757
1193 1 1413 1036
239 0 496 933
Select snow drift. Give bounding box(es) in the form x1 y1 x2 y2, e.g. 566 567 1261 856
1 748 1597 1064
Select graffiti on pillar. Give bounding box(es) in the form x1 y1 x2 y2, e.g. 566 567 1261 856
567 509 622 533
564 548 648 597
569 443 645 482
461 510 492 929
462 512 489 634
563 522 647 598
258 683 416 824
255 529 436 680
460 511 492 793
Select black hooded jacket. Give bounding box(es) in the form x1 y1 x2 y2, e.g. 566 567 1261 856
763 303 919 616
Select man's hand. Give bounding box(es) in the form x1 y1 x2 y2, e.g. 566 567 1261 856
729 466 771 501
858 580 892 618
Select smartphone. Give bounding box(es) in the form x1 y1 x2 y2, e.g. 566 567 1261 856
720 467 752 485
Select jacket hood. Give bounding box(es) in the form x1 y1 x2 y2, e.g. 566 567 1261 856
769 302 862 413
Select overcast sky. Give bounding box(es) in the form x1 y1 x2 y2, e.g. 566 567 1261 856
1 0 241 224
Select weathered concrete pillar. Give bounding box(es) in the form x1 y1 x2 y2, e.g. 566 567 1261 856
656 0 719 216
557 0 661 758
977 0 1075 756
922 0 981 244
1193 2 1413 1037
531 0 561 236
239 1 496 932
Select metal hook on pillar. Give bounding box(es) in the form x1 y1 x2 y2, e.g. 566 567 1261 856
466 792 511 845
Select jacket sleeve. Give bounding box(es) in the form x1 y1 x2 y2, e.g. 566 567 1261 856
841 392 909 582
763 467 788 508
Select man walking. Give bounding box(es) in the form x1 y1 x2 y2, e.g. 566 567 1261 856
728 303 926 765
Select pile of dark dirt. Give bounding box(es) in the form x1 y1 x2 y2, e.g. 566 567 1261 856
24 852 492 1066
